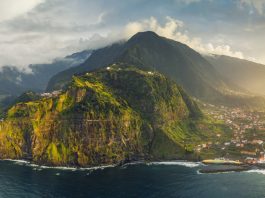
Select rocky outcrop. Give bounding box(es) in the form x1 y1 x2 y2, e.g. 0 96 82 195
0 65 217 167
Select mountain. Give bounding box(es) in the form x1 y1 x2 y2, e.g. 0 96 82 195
0 50 91 98
205 55 265 96
48 32 235 99
0 50 91 112
0 65 227 166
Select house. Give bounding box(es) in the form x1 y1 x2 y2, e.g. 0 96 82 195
245 157 257 164
252 140 263 145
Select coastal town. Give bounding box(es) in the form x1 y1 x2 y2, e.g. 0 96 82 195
197 103 265 164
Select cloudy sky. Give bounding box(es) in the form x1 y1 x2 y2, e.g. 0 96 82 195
0 0 265 70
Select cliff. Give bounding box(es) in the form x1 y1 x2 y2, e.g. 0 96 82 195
0 65 224 166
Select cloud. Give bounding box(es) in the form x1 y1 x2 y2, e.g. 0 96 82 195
0 12 245 71
2 0 264 71
177 0 201 4
239 0 265 15
0 0 110 69
0 0 44 22
123 16 244 59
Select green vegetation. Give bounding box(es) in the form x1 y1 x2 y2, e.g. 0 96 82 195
46 31 265 110
48 32 227 102
0 65 229 166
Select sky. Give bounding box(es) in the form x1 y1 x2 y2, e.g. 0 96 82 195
0 0 265 70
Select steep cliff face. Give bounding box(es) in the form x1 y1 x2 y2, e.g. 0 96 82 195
0 65 219 166
47 32 240 103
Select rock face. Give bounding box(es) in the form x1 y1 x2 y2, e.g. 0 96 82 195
0 65 212 167
47 32 239 103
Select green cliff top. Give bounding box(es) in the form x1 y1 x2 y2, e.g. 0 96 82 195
0 65 230 166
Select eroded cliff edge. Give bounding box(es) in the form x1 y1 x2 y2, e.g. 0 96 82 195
0 65 225 166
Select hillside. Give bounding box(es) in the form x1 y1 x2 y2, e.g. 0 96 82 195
47 32 235 100
0 65 227 166
205 55 265 96
0 50 91 102
46 31 265 109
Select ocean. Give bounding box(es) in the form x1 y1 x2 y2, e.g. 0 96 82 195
0 160 264 198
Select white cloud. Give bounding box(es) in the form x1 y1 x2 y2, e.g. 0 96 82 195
0 0 109 69
177 0 201 4
2 0 263 71
0 14 246 71
0 0 44 22
239 0 265 15
123 17 244 59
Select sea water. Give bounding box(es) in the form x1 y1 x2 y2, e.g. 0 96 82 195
0 160 264 198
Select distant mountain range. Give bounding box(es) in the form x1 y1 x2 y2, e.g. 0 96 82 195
1 32 264 166
1 31 265 110
0 50 91 109
47 31 265 109
47 32 231 99
0 50 91 97
205 55 265 96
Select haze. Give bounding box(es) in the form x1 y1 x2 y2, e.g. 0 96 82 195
0 0 265 70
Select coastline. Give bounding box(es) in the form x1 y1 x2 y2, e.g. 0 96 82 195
2 158 264 174
199 164 251 174
1 159 203 171
1 159 117 171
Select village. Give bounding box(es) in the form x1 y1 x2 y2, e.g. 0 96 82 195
197 103 265 164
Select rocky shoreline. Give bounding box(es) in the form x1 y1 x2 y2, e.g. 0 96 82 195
3 158 265 174
199 164 251 173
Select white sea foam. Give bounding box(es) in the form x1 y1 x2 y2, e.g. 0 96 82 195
31 164 117 171
147 161 201 168
197 170 236 175
123 161 145 166
38 166 78 171
120 161 145 168
79 164 116 171
1 159 201 171
246 170 265 175
2 159 30 164
1 159 116 171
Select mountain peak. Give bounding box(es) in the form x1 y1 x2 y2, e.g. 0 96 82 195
133 31 159 37
128 31 161 43
47 31 235 105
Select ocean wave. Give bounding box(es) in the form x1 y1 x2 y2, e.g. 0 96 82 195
30 164 116 171
246 170 265 175
123 161 145 166
35 165 78 171
1 159 116 171
121 161 145 168
147 161 201 168
79 164 116 171
197 170 236 175
1 159 201 171
2 159 30 164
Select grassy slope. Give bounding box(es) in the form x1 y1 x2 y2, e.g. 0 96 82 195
0 65 230 166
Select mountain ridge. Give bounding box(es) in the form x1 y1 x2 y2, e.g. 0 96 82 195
47 32 232 100
47 31 265 109
205 54 265 96
0 50 91 96
0 65 227 166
